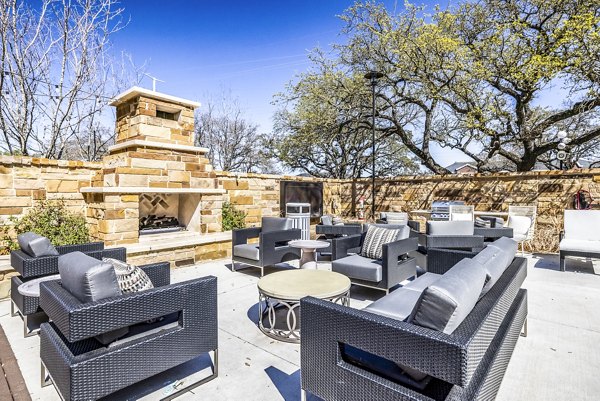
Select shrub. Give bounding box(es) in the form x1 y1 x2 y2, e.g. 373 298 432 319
0 200 89 254
222 202 247 231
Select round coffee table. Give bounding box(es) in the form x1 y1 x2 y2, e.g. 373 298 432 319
288 240 330 269
257 269 350 343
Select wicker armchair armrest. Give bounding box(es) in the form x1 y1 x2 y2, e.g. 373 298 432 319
559 230 565 242
40 275 217 342
56 242 104 255
11 242 112 278
332 234 363 260
426 248 479 274
316 224 362 237
260 228 301 248
139 262 170 287
419 234 484 250
474 227 513 239
300 296 468 386
407 220 420 232
232 227 261 245
382 237 418 268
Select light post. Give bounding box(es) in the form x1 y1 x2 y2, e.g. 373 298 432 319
364 71 383 220
557 130 570 170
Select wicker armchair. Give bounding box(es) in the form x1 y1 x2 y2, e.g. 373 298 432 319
300 255 528 401
331 226 418 293
232 217 301 276
315 222 362 261
416 221 484 272
39 262 218 401
10 242 126 337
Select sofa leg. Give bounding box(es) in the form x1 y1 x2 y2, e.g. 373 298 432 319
260 266 264 277
521 318 528 337
231 259 236 272
10 300 17 317
301 388 307 401
41 362 52 387
559 252 566 272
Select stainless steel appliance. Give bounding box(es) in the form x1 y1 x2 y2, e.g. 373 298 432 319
430 200 465 221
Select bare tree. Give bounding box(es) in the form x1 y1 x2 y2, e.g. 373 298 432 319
0 0 143 159
195 90 276 173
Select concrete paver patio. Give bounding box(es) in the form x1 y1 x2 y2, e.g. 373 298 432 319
0 254 598 401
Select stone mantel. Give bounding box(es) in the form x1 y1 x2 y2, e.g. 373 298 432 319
80 187 225 194
108 139 209 154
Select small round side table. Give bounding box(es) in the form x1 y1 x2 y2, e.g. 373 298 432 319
288 240 330 269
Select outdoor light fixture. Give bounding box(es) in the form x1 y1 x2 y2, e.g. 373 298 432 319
364 71 384 220
556 131 571 169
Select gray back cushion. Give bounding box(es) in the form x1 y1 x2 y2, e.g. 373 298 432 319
426 221 474 236
17 232 59 257
386 212 408 225
321 215 333 226
409 258 486 334
364 224 410 240
261 217 293 233
59 251 127 344
59 251 122 303
491 236 518 255
472 239 516 297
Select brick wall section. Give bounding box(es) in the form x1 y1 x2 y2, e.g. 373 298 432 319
0 156 101 226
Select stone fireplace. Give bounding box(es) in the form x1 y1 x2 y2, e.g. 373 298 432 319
81 87 226 247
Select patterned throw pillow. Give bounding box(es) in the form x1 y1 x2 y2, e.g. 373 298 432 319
360 226 402 260
102 258 154 293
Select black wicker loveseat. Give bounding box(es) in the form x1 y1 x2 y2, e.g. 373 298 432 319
300 237 527 401
39 259 218 401
11 241 126 337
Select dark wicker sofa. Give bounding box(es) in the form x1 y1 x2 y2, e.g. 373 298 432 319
39 261 218 401
301 243 527 401
10 242 126 337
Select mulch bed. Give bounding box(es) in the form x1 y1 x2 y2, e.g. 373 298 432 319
0 326 31 401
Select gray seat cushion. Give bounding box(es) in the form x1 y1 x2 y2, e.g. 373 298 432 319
473 238 517 296
17 232 59 257
233 244 260 261
58 251 127 344
563 210 600 241
332 254 382 283
426 221 474 236
409 258 486 334
261 217 293 233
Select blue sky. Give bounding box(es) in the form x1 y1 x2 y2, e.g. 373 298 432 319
110 1 469 167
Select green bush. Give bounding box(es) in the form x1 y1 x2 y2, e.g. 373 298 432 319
1 200 89 254
222 202 247 231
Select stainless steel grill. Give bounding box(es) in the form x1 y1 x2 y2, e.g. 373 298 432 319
430 200 465 221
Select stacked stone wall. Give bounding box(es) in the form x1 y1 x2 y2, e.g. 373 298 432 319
0 156 101 228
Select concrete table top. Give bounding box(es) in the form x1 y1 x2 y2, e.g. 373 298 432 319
257 269 350 300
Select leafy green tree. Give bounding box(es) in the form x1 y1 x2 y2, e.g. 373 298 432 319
272 52 419 178
283 0 600 172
